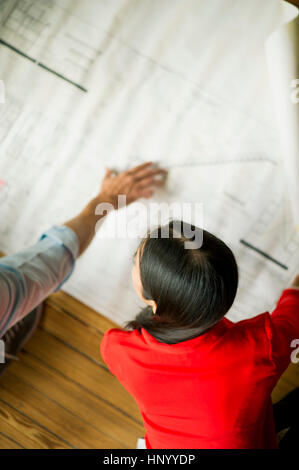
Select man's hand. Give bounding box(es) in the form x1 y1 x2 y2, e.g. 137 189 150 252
64 161 167 256
99 162 167 208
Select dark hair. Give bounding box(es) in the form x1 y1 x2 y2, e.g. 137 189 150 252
126 220 238 344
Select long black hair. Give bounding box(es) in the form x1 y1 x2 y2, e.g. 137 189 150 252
126 220 238 344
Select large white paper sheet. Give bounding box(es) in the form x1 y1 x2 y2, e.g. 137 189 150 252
0 0 298 326
266 1 299 224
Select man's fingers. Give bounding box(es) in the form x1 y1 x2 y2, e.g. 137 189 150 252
137 188 154 199
127 161 167 176
136 176 166 189
136 176 155 188
127 161 153 175
135 168 167 182
105 168 113 178
100 162 166 207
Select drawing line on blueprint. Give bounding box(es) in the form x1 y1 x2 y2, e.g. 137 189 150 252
0 39 88 92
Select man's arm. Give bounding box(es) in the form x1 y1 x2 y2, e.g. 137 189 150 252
64 162 166 255
0 226 79 335
0 162 166 337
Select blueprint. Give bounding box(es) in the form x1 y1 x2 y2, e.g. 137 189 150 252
0 0 298 325
266 1 299 225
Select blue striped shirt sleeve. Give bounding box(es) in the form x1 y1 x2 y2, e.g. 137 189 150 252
0 225 79 338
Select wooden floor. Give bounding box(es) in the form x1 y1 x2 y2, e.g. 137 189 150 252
0 289 299 449
0 291 144 449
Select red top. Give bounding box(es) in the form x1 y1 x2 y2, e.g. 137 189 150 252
100 288 299 449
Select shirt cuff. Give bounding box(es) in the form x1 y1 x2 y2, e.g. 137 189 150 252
39 225 79 291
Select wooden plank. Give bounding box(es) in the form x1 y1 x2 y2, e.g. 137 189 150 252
0 399 70 449
41 303 106 366
0 370 120 449
288 0 299 7
272 363 299 403
21 328 141 423
6 352 144 448
40 303 299 412
0 431 24 449
47 291 120 332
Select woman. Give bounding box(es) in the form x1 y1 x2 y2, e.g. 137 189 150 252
101 221 299 449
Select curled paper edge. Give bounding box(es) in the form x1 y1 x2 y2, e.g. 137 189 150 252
265 1 299 224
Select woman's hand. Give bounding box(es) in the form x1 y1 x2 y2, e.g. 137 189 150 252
98 162 167 208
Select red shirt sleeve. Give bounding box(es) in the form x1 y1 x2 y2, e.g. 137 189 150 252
267 288 299 375
100 328 128 381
